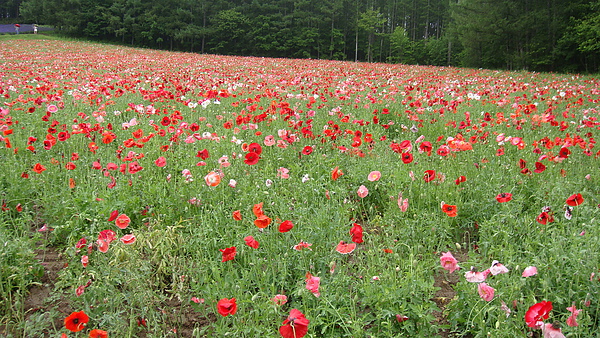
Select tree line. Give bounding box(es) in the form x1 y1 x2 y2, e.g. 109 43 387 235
8 0 600 72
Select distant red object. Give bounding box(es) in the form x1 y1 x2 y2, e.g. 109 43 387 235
14 24 20 27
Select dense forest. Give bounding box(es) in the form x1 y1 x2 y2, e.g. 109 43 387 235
2 0 600 72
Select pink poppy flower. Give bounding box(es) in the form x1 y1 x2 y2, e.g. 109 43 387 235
264 135 275 146
335 241 356 254
277 167 290 179
305 273 320 297
440 251 460 273
357 185 369 198
397 192 408 212
271 294 288 306
97 239 109 253
81 255 88 268
477 283 495 301
396 315 409 322
115 213 131 229
293 241 312 251
522 266 538 277
120 234 136 245
154 156 166 167
566 303 581 327
367 171 381 182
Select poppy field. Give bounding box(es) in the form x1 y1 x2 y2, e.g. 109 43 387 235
1 39 599 337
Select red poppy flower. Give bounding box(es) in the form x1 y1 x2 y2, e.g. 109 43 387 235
519 158 527 169
558 146 571 158
436 146 449 156
244 152 260 165
196 148 209 159
219 246 237 262
441 204 458 217
154 156 166 167
65 162 77 170
279 220 294 233
254 215 272 228
89 329 108 338
349 223 363 243
32 163 46 174
331 166 343 181
204 171 221 187
536 211 554 225
108 210 119 222
525 301 552 328
248 142 263 155
232 210 242 221
279 309 309 338
244 235 259 249
217 298 237 316
302 146 313 155
253 202 264 217
424 170 436 182
401 152 413 164
115 214 131 229
335 241 356 254
455 175 466 185
496 193 512 203
98 229 117 243
566 193 584 206
64 311 89 332
533 161 546 173
419 141 432 156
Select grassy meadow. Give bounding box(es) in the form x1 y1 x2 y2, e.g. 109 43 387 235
0 38 599 337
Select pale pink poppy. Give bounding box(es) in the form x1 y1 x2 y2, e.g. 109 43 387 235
522 266 538 277
465 268 490 283
489 260 509 275
541 322 566 338
81 255 88 268
367 171 381 182
440 251 460 273
271 294 288 306
478 283 495 301
120 234 136 245
500 300 511 318
228 179 237 188
357 185 369 198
